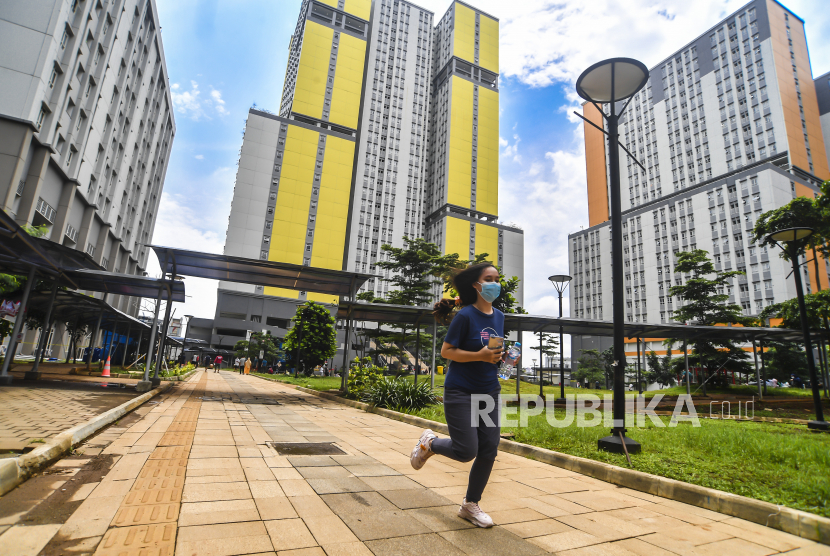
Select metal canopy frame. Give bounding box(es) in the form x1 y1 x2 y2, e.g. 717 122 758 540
336 301 818 343
148 245 376 296
64 269 185 302
0 210 102 289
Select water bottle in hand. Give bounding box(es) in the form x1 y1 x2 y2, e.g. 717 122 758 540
502 342 521 372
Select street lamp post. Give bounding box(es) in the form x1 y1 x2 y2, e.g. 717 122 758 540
549 275 572 402
575 58 649 454
532 359 538 392
766 227 828 430
183 315 193 366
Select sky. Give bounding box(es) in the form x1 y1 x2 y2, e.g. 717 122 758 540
149 0 830 354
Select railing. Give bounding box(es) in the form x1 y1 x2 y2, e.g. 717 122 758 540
35 198 56 223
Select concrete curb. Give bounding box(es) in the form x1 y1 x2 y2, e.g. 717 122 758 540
279 383 830 545
0 382 173 497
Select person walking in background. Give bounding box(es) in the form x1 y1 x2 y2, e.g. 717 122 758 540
244 357 251 375
214 355 223 373
410 262 507 529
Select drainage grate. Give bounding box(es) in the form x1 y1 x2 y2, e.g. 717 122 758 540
267 442 346 456
238 398 280 405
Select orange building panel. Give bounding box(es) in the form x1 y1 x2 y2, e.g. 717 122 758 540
766 0 830 179
583 102 609 226
793 183 830 290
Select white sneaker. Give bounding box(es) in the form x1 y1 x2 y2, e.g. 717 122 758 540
410 429 436 470
458 498 494 528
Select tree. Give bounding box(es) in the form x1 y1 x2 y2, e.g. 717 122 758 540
234 332 283 364
574 349 606 387
645 349 676 388
364 237 460 369
283 302 337 375
668 249 755 393
529 333 559 366
763 341 809 382
378 237 460 306
600 347 615 389
760 288 830 330
64 320 89 363
752 196 827 258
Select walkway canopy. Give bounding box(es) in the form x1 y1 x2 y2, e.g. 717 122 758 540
0 210 100 289
149 246 375 297
0 211 183 301
64 270 185 302
336 301 817 343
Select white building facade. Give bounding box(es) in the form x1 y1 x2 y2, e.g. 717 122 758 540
0 0 176 317
571 0 829 330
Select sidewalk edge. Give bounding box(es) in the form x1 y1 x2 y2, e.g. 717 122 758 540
0 382 173 497
278 382 829 545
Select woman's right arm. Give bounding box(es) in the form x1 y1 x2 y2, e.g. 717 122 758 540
441 342 503 364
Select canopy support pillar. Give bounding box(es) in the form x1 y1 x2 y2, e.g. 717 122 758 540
1 266 36 384
27 280 59 380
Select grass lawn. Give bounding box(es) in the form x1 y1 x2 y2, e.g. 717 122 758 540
252 373 343 391
255 370 830 515
407 403 830 518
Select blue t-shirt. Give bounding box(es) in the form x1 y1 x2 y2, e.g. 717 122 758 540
443 305 504 394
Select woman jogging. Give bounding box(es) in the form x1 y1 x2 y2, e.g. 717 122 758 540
410 262 511 528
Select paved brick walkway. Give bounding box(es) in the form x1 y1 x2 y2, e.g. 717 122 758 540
1 370 827 555
0 382 140 451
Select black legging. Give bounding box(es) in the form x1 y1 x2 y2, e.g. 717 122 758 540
431 388 500 503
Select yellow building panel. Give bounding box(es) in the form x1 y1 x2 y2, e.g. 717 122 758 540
445 216 471 259
476 86 499 215
444 216 472 297
316 0 370 21
474 223 499 262
311 135 355 272
478 14 499 73
293 21 333 120
343 0 371 20
330 33 366 129
448 77 473 207
265 125 319 299
264 287 300 299
307 292 339 304
453 3 476 64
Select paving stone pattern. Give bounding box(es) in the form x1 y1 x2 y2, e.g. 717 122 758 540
0 370 828 555
0 383 139 451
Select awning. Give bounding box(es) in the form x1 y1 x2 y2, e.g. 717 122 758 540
64 269 185 302
0 210 102 288
337 301 816 343
22 290 180 345
149 245 376 296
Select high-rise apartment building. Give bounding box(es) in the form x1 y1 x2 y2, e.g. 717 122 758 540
569 0 829 363
816 70 830 166
213 0 523 351
0 0 175 317
424 2 523 301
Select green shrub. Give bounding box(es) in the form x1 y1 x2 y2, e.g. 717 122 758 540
362 377 439 411
346 357 384 398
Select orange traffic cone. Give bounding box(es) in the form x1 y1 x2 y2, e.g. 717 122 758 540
101 356 111 377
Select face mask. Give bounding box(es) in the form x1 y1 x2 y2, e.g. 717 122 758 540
477 281 501 303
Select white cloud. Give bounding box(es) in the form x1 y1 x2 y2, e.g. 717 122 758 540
210 89 229 116
170 80 230 120
194 154 204 160
500 146 588 356
501 134 520 161
411 0 752 91
144 167 234 320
